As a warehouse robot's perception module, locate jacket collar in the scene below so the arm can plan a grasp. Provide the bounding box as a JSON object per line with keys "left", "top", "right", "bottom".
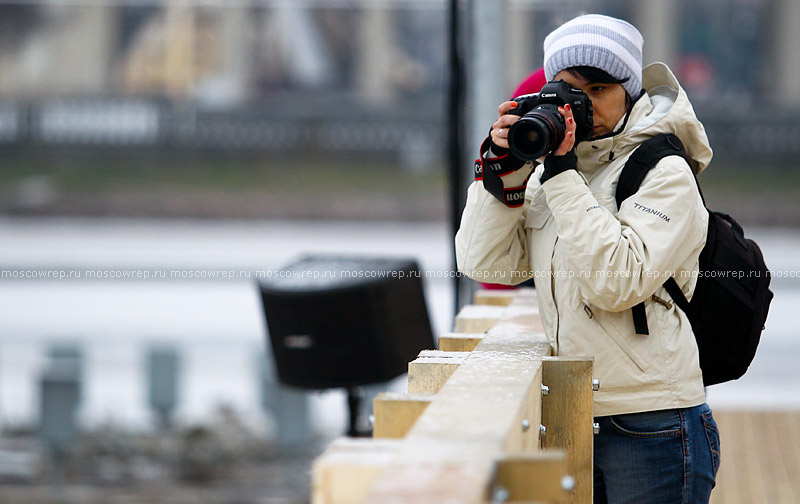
{"left": 575, "top": 92, "right": 654, "bottom": 176}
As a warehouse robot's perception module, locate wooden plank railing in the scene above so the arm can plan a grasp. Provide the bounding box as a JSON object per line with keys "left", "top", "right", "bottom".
{"left": 312, "top": 288, "right": 594, "bottom": 504}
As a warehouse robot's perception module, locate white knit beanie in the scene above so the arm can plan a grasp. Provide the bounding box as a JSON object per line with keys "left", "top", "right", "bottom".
{"left": 543, "top": 14, "right": 643, "bottom": 98}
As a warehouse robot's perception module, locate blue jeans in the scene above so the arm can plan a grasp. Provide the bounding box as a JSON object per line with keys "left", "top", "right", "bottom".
{"left": 594, "top": 403, "right": 721, "bottom": 504}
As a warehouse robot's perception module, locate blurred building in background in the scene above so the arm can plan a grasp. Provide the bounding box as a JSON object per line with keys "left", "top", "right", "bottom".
{"left": 0, "top": 0, "right": 798, "bottom": 166}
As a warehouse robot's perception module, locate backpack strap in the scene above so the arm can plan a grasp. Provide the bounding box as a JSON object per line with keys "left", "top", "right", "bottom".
{"left": 663, "top": 278, "right": 690, "bottom": 313}
{"left": 615, "top": 133, "right": 689, "bottom": 209}
{"left": 615, "top": 133, "right": 690, "bottom": 336}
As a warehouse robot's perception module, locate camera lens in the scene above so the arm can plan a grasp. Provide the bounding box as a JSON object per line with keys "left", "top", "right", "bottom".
{"left": 508, "top": 104, "right": 565, "bottom": 160}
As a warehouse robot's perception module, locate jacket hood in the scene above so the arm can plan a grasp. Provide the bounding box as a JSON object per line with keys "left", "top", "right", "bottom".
{"left": 577, "top": 62, "right": 713, "bottom": 175}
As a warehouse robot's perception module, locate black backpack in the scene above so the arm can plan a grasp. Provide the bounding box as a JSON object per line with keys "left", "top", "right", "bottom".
{"left": 615, "top": 133, "right": 773, "bottom": 386}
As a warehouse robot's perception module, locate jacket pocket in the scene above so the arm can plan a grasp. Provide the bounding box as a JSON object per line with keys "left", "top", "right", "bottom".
{"left": 589, "top": 307, "right": 652, "bottom": 373}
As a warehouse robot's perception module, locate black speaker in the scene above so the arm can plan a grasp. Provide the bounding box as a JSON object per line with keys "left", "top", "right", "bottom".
{"left": 259, "top": 255, "right": 434, "bottom": 390}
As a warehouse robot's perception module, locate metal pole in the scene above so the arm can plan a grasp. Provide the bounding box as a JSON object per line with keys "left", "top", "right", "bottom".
{"left": 467, "top": 0, "right": 506, "bottom": 156}
{"left": 447, "top": 0, "right": 465, "bottom": 316}
{"left": 774, "top": 0, "right": 800, "bottom": 106}
{"left": 449, "top": 0, "right": 507, "bottom": 312}
{"left": 634, "top": 0, "right": 678, "bottom": 69}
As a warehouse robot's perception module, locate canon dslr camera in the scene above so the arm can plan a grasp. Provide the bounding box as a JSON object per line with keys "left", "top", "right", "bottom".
{"left": 507, "top": 80, "right": 594, "bottom": 160}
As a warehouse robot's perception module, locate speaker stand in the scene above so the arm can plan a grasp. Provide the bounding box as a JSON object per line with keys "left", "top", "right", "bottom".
{"left": 345, "top": 387, "right": 371, "bottom": 437}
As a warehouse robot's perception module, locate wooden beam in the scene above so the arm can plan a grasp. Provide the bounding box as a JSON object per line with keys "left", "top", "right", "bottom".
{"left": 437, "top": 332, "right": 484, "bottom": 352}
{"left": 364, "top": 295, "right": 554, "bottom": 503}
{"left": 500, "top": 297, "right": 544, "bottom": 334}
{"left": 502, "top": 362, "right": 543, "bottom": 453}
{"left": 407, "top": 350, "right": 467, "bottom": 394}
{"left": 312, "top": 291, "right": 593, "bottom": 504}
{"left": 494, "top": 450, "right": 569, "bottom": 503}
{"left": 311, "top": 438, "right": 401, "bottom": 504}
{"left": 473, "top": 289, "right": 519, "bottom": 306}
{"left": 453, "top": 304, "right": 506, "bottom": 332}
{"left": 372, "top": 393, "right": 432, "bottom": 439}
{"left": 364, "top": 459, "right": 496, "bottom": 504}
{"left": 541, "top": 357, "right": 594, "bottom": 504}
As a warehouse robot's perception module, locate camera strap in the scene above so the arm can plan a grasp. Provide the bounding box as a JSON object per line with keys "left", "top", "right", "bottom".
{"left": 475, "top": 136, "right": 531, "bottom": 208}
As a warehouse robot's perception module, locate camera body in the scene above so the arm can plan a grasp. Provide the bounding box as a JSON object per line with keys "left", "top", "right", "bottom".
{"left": 507, "top": 80, "right": 594, "bottom": 160}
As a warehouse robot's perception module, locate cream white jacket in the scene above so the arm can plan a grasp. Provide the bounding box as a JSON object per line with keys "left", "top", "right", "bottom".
{"left": 456, "top": 63, "right": 712, "bottom": 416}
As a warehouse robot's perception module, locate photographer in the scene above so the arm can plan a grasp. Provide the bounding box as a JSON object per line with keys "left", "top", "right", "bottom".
{"left": 456, "top": 14, "right": 719, "bottom": 504}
